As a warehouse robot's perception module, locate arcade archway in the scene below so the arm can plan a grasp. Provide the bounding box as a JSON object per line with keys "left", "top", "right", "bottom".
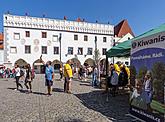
{"left": 52, "top": 60, "right": 62, "bottom": 72}
{"left": 84, "top": 58, "right": 95, "bottom": 66}
{"left": 67, "top": 58, "right": 81, "bottom": 73}
{"left": 14, "top": 59, "right": 28, "bottom": 68}
{"left": 33, "top": 59, "right": 45, "bottom": 74}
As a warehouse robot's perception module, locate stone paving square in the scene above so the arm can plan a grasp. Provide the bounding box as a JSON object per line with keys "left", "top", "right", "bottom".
{"left": 0, "top": 74, "right": 134, "bottom": 122}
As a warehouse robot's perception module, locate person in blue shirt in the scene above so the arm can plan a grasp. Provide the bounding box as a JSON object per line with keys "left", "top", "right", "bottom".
{"left": 45, "top": 61, "right": 54, "bottom": 95}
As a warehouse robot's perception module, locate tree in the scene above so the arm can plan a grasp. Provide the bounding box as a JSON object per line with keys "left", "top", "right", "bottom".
{"left": 151, "top": 62, "right": 165, "bottom": 103}
{"left": 93, "top": 49, "right": 101, "bottom": 85}
{"left": 130, "top": 65, "right": 137, "bottom": 87}
{"left": 93, "top": 49, "right": 101, "bottom": 65}
{"left": 137, "top": 66, "right": 147, "bottom": 79}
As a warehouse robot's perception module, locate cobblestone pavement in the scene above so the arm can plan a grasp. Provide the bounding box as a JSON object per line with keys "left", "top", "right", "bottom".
{"left": 0, "top": 74, "right": 134, "bottom": 122}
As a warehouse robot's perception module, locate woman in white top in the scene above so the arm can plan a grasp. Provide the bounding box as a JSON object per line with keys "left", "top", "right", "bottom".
{"left": 110, "top": 68, "right": 119, "bottom": 97}
{"left": 15, "top": 65, "right": 23, "bottom": 90}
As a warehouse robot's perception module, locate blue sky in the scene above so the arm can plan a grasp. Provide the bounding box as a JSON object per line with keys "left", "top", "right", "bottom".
{"left": 0, "top": 0, "right": 165, "bottom": 36}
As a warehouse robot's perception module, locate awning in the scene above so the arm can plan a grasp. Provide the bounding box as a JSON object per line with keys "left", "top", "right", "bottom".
{"left": 106, "top": 39, "right": 131, "bottom": 57}
{"left": 106, "top": 23, "right": 165, "bottom": 58}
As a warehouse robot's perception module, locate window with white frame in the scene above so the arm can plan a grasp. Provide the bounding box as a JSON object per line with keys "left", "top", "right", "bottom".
{"left": 87, "top": 48, "right": 93, "bottom": 55}
{"left": 42, "top": 32, "right": 47, "bottom": 38}
{"left": 68, "top": 47, "right": 73, "bottom": 55}
{"left": 78, "top": 47, "right": 83, "bottom": 55}
{"left": 14, "top": 33, "right": 20, "bottom": 40}
{"left": 25, "top": 31, "right": 30, "bottom": 37}
{"left": 54, "top": 47, "right": 59, "bottom": 54}
{"left": 84, "top": 35, "right": 88, "bottom": 41}
{"left": 42, "top": 46, "right": 47, "bottom": 54}
{"left": 102, "top": 48, "right": 107, "bottom": 55}
{"left": 52, "top": 35, "right": 58, "bottom": 42}
{"left": 10, "top": 47, "right": 17, "bottom": 53}
{"left": 74, "top": 35, "right": 78, "bottom": 40}
{"left": 103, "top": 37, "right": 107, "bottom": 42}
{"left": 25, "top": 45, "right": 31, "bottom": 54}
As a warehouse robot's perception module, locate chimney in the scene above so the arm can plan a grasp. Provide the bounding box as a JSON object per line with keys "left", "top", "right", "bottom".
{"left": 64, "top": 16, "right": 67, "bottom": 20}
{"left": 25, "top": 13, "right": 28, "bottom": 16}
{"left": 77, "top": 17, "right": 81, "bottom": 22}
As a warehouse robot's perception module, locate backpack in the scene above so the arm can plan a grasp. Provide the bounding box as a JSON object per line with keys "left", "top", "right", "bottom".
{"left": 31, "top": 70, "right": 35, "bottom": 79}
{"left": 20, "top": 70, "right": 24, "bottom": 77}
{"left": 118, "top": 71, "right": 128, "bottom": 86}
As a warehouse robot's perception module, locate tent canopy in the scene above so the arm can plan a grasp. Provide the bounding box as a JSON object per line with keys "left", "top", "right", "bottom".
{"left": 106, "top": 39, "right": 131, "bottom": 57}
{"left": 106, "top": 23, "right": 165, "bottom": 58}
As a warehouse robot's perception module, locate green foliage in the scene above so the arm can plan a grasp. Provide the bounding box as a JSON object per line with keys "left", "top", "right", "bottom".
{"left": 151, "top": 62, "right": 165, "bottom": 103}
{"left": 130, "top": 65, "right": 137, "bottom": 86}
{"left": 93, "top": 49, "right": 101, "bottom": 65}
{"left": 137, "top": 66, "right": 147, "bottom": 79}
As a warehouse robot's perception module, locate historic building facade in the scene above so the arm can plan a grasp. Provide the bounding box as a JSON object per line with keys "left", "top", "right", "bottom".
{"left": 3, "top": 14, "right": 114, "bottom": 73}
{"left": 114, "top": 19, "right": 135, "bottom": 66}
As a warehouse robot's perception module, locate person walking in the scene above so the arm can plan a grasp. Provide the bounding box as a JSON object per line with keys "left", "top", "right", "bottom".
{"left": 45, "top": 61, "right": 54, "bottom": 96}
{"left": 92, "top": 66, "right": 98, "bottom": 87}
{"left": 64, "top": 60, "right": 73, "bottom": 93}
{"left": 110, "top": 65, "right": 119, "bottom": 97}
{"left": 59, "top": 64, "right": 63, "bottom": 80}
{"left": 24, "top": 64, "right": 33, "bottom": 93}
{"left": 40, "top": 55, "right": 54, "bottom": 96}
{"left": 15, "top": 65, "right": 23, "bottom": 91}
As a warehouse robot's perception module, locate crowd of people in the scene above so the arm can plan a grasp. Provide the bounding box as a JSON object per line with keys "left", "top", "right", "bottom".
{"left": 14, "top": 64, "right": 35, "bottom": 93}
{"left": 0, "top": 64, "right": 35, "bottom": 93}
{"left": 1, "top": 58, "right": 131, "bottom": 97}
{"left": 0, "top": 67, "right": 16, "bottom": 78}
{"left": 105, "top": 61, "right": 130, "bottom": 96}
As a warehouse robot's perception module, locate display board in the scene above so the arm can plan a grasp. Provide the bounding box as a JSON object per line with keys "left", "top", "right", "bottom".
{"left": 130, "top": 32, "right": 165, "bottom": 122}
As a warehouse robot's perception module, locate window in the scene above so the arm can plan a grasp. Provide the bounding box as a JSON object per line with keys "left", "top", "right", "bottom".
{"left": 52, "top": 35, "right": 58, "bottom": 42}
{"left": 128, "top": 37, "right": 130, "bottom": 40}
{"left": 42, "top": 32, "right": 47, "bottom": 38}
{"left": 68, "top": 47, "right": 73, "bottom": 54}
{"left": 74, "top": 35, "right": 78, "bottom": 40}
{"left": 84, "top": 35, "right": 88, "bottom": 41}
{"left": 25, "top": 45, "right": 31, "bottom": 54}
{"left": 10, "top": 47, "right": 17, "bottom": 53}
{"left": 54, "top": 47, "right": 59, "bottom": 54}
{"left": 102, "top": 48, "right": 107, "bottom": 55}
{"left": 42, "top": 46, "right": 47, "bottom": 54}
{"left": 103, "top": 37, "right": 107, "bottom": 42}
{"left": 78, "top": 47, "right": 83, "bottom": 55}
{"left": 25, "top": 31, "right": 30, "bottom": 37}
{"left": 87, "top": 48, "right": 93, "bottom": 55}
{"left": 14, "top": 33, "right": 20, "bottom": 40}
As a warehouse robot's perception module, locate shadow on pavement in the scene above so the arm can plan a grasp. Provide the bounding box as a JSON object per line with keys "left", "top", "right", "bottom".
{"left": 32, "top": 91, "right": 47, "bottom": 95}
{"left": 79, "top": 83, "right": 91, "bottom": 86}
{"left": 7, "top": 87, "right": 16, "bottom": 90}
{"left": 7, "top": 87, "right": 47, "bottom": 95}
{"left": 7, "top": 87, "right": 28, "bottom": 93}
{"left": 55, "top": 117, "right": 84, "bottom": 122}
{"left": 52, "top": 88, "right": 64, "bottom": 92}
{"left": 74, "top": 90, "right": 132, "bottom": 122}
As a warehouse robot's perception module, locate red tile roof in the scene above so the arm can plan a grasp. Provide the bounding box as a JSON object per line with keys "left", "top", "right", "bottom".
{"left": 0, "top": 33, "right": 4, "bottom": 49}
{"left": 114, "top": 19, "right": 135, "bottom": 37}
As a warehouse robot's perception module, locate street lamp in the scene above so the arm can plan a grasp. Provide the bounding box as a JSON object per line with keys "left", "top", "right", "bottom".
{"left": 112, "top": 38, "right": 115, "bottom": 64}
{"left": 95, "top": 36, "right": 97, "bottom": 50}
{"left": 94, "top": 36, "right": 97, "bottom": 65}
{"left": 59, "top": 33, "right": 62, "bottom": 62}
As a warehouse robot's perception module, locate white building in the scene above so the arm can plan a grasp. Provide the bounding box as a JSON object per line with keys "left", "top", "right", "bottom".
{"left": 0, "top": 33, "right": 4, "bottom": 66}
{"left": 3, "top": 14, "right": 114, "bottom": 73}
{"left": 113, "top": 19, "right": 135, "bottom": 66}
